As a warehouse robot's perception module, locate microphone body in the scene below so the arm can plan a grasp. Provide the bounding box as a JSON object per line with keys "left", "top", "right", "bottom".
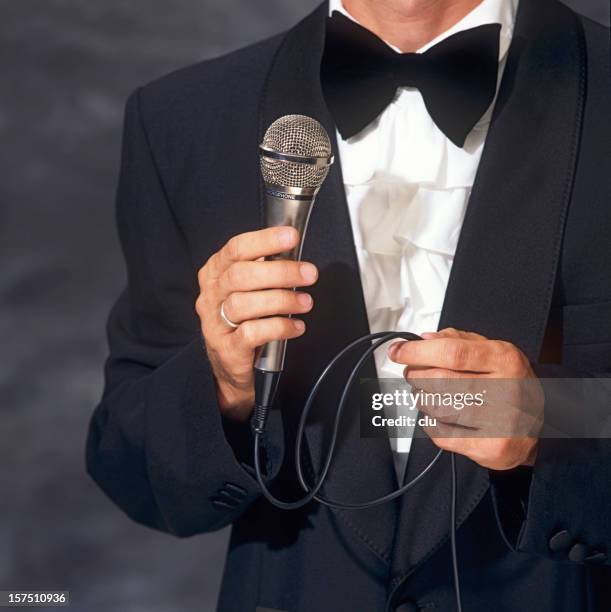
{"left": 252, "top": 114, "right": 333, "bottom": 415}
{"left": 254, "top": 185, "right": 318, "bottom": 373}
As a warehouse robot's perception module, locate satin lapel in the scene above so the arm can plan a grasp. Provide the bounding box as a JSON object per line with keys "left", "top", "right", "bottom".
{"left": 391, "top": 0, "right": 586, "bottom": 580}
{"left": 259, "top": 3, "right": 399, "bottom": 567}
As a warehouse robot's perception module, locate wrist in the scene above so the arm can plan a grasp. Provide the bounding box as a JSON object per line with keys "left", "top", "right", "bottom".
{"left": 215, "top": 378, "right": 254, "bottom": 422}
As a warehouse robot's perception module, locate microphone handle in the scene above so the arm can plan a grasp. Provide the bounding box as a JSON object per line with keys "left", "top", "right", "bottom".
{"left": 254, "top": 188, "right": 316, "bottom": 374}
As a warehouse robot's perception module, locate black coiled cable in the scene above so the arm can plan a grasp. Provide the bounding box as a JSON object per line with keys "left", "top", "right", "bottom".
{"left": 252, "top": 331, "right": 463, "bottom": 612}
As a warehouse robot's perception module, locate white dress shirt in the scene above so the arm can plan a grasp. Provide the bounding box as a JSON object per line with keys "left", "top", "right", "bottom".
{"left": 328, "top": 0, "right": 519, "bottom": 480}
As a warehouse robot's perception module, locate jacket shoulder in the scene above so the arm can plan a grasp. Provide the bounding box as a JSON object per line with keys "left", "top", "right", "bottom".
{"left": 134, "top": 33, "right": 286, "bottom": 126}
{"left": 542, "top": 0, "right": 609, "bottom": 56}
{"left": 549, "top": 0, "right": 609, "bottom": 58}
{"left": 579, "top": 14, "right": 610, "bottom": 66}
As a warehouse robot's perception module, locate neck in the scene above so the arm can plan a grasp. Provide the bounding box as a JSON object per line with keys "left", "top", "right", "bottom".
{"left": 342, "top": 0, "right": 484, "bottom": 52}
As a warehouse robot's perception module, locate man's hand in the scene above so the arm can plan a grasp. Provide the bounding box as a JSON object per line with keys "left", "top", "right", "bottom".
{"left": 196, "top": 227, "right": 317, "bottom": 421}
{"left": 389, "top": 328, "right": 542, "bottom": 470}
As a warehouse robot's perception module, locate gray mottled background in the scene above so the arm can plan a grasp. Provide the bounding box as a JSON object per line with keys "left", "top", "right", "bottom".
{"left": 0, "top": 1, "right": 608, "bottom": 611}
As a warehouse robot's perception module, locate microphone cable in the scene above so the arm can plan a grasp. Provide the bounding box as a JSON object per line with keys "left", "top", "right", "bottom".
{"left": 251, "top": 331, "right": 464, "bottom": 612}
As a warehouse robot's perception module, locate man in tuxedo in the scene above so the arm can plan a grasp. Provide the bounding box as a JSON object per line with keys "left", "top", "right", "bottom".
{"left": 87, "top": 0, "right": 611, "bottom": 610}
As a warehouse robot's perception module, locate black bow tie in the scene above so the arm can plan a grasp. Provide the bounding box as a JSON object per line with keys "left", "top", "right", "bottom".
{"left": 321, "top": 12, "right": 501, "bottom": 147}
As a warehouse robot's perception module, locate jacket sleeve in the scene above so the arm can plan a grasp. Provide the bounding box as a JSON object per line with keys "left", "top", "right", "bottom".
{"left": 86, "top": 88, "right": 281, "bottom": 537}
{"left": 491, "top": 363, "right": 611, "bottom": 567}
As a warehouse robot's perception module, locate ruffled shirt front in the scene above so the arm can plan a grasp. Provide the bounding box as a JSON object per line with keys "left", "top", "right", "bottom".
{"left": 328, "top": 0, "right": 518, "bottom": 474}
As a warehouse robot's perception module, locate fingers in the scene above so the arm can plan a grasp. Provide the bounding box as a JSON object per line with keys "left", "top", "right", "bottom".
{"left": 408, "top": 328, "right": 490, "bottom": 371}
{"left": 211, "top": 227, "right": 300, "bottom": 276}
{"left": 422, "top": 328, "right": 487, "bottom": 341}
{"left": 404, "top": 367, "right": 470, "bottom": 380}
{"left": 196, "top": 227, "right": 312, "bottom": 416}
{"left": 405, "top": 329, "right": 540, "bottom": 469}
{"left": 223, "top": 289, "right": 313, "bottom": 324}
{"left": 229, "top": 316, "right": 306, "bottom": 352}
{"left": 219, "top": 260, "right": 318, "bottom": 296}
{"left": 422, "top": 433, "right": 538, "bottom": 470}
{"left": 389, "top": 337, "right": 498, "bottom": 373}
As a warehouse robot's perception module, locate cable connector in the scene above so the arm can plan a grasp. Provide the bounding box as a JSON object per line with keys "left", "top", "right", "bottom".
{"left": 252, "top": 368, "right": 282, "bottom": 435}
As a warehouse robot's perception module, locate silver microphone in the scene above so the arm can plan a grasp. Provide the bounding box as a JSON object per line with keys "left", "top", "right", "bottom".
{"left": 254, "top": 114, "right": 333, "bottom": 395}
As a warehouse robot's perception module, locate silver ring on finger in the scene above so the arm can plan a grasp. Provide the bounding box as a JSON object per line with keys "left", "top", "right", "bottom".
{"left": 220, "top": 300, "right": 240, "bottom": 329}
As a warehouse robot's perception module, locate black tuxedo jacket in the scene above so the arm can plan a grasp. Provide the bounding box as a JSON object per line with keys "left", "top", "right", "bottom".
{"left": 87, "top": 1, "right": 611, "bottom": 610}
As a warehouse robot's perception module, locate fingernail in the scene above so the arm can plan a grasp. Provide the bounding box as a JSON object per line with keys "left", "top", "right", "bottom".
{"left": 421, "top": 332, "right": 439, "bottom": 339}
{"left": 388, "top": 342, "right": 404, "bottom": 359}
{"left": 299, "top": 263, "right": 318, "bottom": 283}
{"left": 293, "top": 319, "right": 305, "bottom": 333}
{"left": 297, "top": 293, "right": 312, "bottom": 307}
{"left": 279, "top": 228, "right": 297, "bottom": 248}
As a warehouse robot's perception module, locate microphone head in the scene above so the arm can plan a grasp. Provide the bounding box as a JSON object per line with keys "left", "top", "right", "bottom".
{"left": 260, "top": 114, "right": 333, "bottom": 190}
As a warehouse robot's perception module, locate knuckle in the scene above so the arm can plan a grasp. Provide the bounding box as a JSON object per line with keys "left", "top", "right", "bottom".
{"left": 281, "top": 262, "right": 297, "bottom": 284}
{"left": 226, "top": 263, "right": 242, "bottom": 288}
{"left": 197, "top": 264, "right": 208, "bottom": 287}
{"left": 499, "top": 343, "right": 526, "bottom": 374}
{"left": 195, "top": 294, "right": 206, "bottom": 316}
{"left": 238, "top": 321, "right": 258, "bottom": 347}
{"left": 267, "top": 317, "right": 284, "bottom": 337}
{"left": 225, "top": 292, "right": 241, "bottom": 315}
{"left": 281, "top": 291, "right": 295, "bottom": 311}
{"left": 447, "top": 341, "right": 468, "bottom": 370}
{"left": 495, "top": 340, "right": 516, "bottom": 355}
{"left": 226, "top": 236, "right": 241, "bottom": 261}
{"left": 270, "top": 317, "right": 293, "bottom": 339}
{"left": 490, "top": 340, "right": 507, "bottom": 354}
{"left": 282, "top": 317, "right": 298, "bottom": 336}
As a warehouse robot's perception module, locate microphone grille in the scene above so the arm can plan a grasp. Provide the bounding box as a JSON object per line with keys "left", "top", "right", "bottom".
{"left": 260, "top": 114, "right": 332, "bottom": 189}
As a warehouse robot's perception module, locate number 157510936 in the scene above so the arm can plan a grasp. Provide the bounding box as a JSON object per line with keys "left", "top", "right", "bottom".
{"left": 0, "top": 591, "right": 69, "bottom": 607}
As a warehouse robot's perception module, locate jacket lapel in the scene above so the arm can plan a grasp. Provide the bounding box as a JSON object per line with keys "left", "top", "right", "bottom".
{"left": 259, "top": 2, "right": 399, "bottom": 568}
{"left": 391, "top": 0, "right": 586, "bottom": 581}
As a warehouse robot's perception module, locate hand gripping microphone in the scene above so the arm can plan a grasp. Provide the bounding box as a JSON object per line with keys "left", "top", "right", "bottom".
{"left": 253, "top": 115, "right": 334, "bottom": 424}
